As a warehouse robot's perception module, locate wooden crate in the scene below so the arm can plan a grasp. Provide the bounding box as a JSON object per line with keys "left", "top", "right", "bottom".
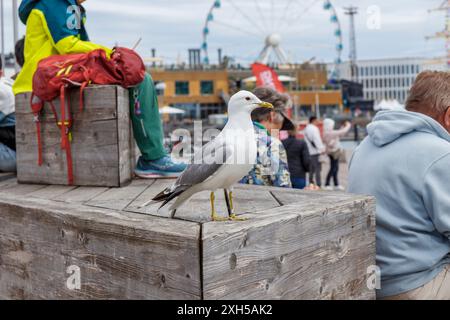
{"left": 0, "top": 176, "right": 376, "bottom": 300}
{"left": 15, "top": 86, "right": 133, "bottom": 187}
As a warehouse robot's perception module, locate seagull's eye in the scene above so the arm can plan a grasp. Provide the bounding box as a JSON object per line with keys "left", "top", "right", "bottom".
{"left": 245, "top": 97, "right": 251, "bottom": 101}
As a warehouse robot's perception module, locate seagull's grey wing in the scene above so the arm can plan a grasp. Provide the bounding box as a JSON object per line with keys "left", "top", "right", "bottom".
{"left": 152, "top": 141, "right": 232, "bottom": 207}
{"left": 177, "top": 139, "right": 231, "bottom": 187}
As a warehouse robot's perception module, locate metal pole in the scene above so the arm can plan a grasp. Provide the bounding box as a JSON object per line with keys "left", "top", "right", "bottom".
{"left": 218, "top": 48, "right": 222, "bottom": 65}
{"left": 315, "top": 93, "right": 321, "bottom": 119}
{"left": 196, "top": 102, "right": 201, "bottom": 120}
{"left": 344, "top": 6, "right": 359, "bottom": 82}
{"left": 1, "top": 0, "right": 5, "bottom": 72}
{"left": 151, "top": 48, "right": 156, "bottom": 68}
{"left": 13, "top": 0, "right": 19, "bottom": 72}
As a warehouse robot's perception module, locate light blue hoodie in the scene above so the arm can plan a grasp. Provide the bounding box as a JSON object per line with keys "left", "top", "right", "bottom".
{"left": 348, "top": 110, "right": 450, "bottom": 298}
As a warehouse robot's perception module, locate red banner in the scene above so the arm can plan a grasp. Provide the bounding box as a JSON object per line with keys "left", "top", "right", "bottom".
{"left": 251, "top": 63, "right": 285, "bottom": 93}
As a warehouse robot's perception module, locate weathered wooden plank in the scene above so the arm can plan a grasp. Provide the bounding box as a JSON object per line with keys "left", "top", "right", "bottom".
{"left": 270, "top": 189, "right": 359, "bottom": 206}
{"left": 0, "top": 173, "right": 15, "bottom": 183}
{"left": 15, "top": 86, "right": 120, "bottom": 121}
{"left": 117, "top": 87, "right": 133, "bottom": 186}
{"left": 124, "top": 180, "right": 232, "bottom": 222}
{"left": 202, "top": 197, "right": 376, "bottom": 300}
{"left": 28, "top": 185, "right": 78, "bottom": 201}
{"left": 15, "top": 86, "right": 132, "bottom": 187}
{"left": 126, "top": 182, "right": 282, "bottom": 223}
{"left": 124, "top": 179, "right": 176, "bottom": 218}
{"left": 53, "top": 187, "right": 109, "bottom": 204}
{"left": 1, "top": 180, "right": 48, "bottom": 196}
{"left": 85, "top": 179, "right": 153, "bottom": 211}
{"left": 0, "top": 178, "right": 18, "bottom": 190}
{"left": 16, "top": 117, "right": 120, "bottom": 186}
{"left": 0, "top": 193, "right": 201, "bottom": 300}
{"left": 174, "top": 188, "right": 281, "bottom": 223}
{"left": 236, "top": 183, "right": 357, "bottom": 206}
{"left": 16, "top": 117, "right": 120, "bottom": 149}
{"left": 0, "top": 174, "right": 17, "bottom": 189}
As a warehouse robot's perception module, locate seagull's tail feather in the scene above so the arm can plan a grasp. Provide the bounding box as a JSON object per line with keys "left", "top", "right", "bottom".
{"left": 153, "top": 186, "right": 189, "bottom": 210}
{"left": 152, "top": 188, "right": 173, "bottom": 202}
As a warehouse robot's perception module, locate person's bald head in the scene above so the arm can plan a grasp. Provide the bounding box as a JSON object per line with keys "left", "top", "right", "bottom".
{"left": 406, "top": 71, "right": 450, "bottom": 133}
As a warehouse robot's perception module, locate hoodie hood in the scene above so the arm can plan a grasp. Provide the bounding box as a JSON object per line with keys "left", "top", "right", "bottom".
{"left": 19, "top": 0, "right": 39, "bottom": 24}
{"left": 323, "top": 118, "right": 335, "bottom": 132}
{"left": 19, "top": 0, "right": 78, "bottom": 24}
{"left": 367, "top": 110, "right": 450, "bottom": 147}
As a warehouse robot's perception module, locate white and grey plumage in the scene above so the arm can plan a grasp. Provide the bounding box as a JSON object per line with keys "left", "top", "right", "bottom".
{"left": 150, "top": 91, "right": 273, "bottom": 221}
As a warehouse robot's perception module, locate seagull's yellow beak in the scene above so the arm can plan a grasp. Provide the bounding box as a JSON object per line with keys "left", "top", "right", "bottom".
{"left": 257, "top": 102, "right": 274, "bottom": 109}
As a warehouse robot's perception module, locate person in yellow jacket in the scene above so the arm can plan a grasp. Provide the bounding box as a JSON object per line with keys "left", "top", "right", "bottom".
{"left": 15, "top": 0, "right": 187, "bottom": 177}
{"left": 14, "top": 0, "right": 111, "bottom": 95}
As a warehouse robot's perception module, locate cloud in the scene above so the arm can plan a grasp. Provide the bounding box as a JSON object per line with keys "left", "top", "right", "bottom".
{"left": 84, "top": 0, "right": 200, "bottom": 22}
{"left": 0, "top": 0, "right": 445, "bottom": 65}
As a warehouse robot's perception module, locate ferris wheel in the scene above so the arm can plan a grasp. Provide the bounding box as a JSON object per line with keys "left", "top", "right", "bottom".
{"left": 201, "top": 0, "right": 343, "bottom": 79}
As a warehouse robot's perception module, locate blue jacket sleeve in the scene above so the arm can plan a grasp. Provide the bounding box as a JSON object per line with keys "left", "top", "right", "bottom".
{"left": 422, "top": 153, "right": 450, "bottom": 239}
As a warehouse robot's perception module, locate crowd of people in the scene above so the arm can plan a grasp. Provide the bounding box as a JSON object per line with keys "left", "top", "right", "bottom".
{"left": 239, "top": 86, "right": 352, "bottom": 191}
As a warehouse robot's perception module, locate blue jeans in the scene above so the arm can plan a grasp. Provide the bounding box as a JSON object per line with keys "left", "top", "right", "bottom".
{"left": 291, "top": 177, "right": 307, "bottom": 190}
{"left": 326, "top": 155, "right": 339, "bottom": 186}
{"left": 0, "top": 143, "right": 16, "bottom": 172}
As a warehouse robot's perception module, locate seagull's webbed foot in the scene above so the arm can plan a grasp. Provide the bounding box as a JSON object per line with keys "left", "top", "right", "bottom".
{"left": 228, "top": 214, "right": 248, "bottom": 222}
{"left": 211, "top": 213, "right": 229, "bottom": 222}
{"left": 224, "top": 189, "right": 248, "bottom": 222}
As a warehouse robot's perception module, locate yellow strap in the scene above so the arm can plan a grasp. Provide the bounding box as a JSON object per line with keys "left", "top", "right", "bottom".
{"left": 56, "top": 67, "right": 66, "bottom": 77}
{"left": 65, "top": 65, "right": 73, "bottom": 75}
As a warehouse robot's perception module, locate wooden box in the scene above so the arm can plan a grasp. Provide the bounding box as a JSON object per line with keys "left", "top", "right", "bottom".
{"left": 15, "top": 86, "right": 133, "bottom": 187}
{"left": 0, "top": 177, "right": 376, "bottom": 300}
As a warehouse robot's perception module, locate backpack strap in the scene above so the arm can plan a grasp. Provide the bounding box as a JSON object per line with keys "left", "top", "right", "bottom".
{"left": 79, "top": 81, "right": 88, "bottom": 112}
{"left": 58, "top": 86, "right": 74, "bottom": 185}
{"left": 62, "top": 78, "right": 89, "bottom": 113}
{"left": 30, "top": 94, "right": 45, "bottom": 166}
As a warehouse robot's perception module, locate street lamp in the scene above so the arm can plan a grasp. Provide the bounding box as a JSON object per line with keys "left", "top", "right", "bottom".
{"left": 13, "top": 0, "right": 19, "bottom": 72}
{"left": 1, "top": 0, "right": 5, "bottom": 71}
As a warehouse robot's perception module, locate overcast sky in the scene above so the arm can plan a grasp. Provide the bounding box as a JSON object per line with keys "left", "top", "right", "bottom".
{"left": 0, "top": 0, "right": 446, "bottom": 65}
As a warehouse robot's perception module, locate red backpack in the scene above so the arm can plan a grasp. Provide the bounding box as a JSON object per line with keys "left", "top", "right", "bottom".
{"left": 31, "top": 47, "right": 145, "bottom": 185}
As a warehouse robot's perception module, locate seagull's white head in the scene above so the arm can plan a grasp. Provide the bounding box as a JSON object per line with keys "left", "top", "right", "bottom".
{"left": 228, "top": 90, "right": 273, "bottom": 115}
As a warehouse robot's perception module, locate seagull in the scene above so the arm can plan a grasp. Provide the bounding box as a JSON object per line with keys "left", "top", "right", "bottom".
{"left": 148, "top": 91, "right": 273, "bottom": 221}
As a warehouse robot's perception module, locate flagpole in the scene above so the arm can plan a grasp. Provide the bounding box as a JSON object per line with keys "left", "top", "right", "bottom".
{"left": 0, "top": 0, "right": 5, "bottom": 72}
{"left": 12, "top": 0, "right": 19, "bottom": 71}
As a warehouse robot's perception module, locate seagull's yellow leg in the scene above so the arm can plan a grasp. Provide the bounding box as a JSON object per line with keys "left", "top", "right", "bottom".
{"left": 210, "top": 192, "right": 227, "bottom": 222}
{"left": 228, "top": 190, "right": 248, "bottom": 221}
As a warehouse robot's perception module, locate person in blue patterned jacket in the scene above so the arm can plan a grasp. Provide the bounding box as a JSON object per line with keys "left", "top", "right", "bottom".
{"left": 240, "top": 87, "right": 292, "bottom": 188}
